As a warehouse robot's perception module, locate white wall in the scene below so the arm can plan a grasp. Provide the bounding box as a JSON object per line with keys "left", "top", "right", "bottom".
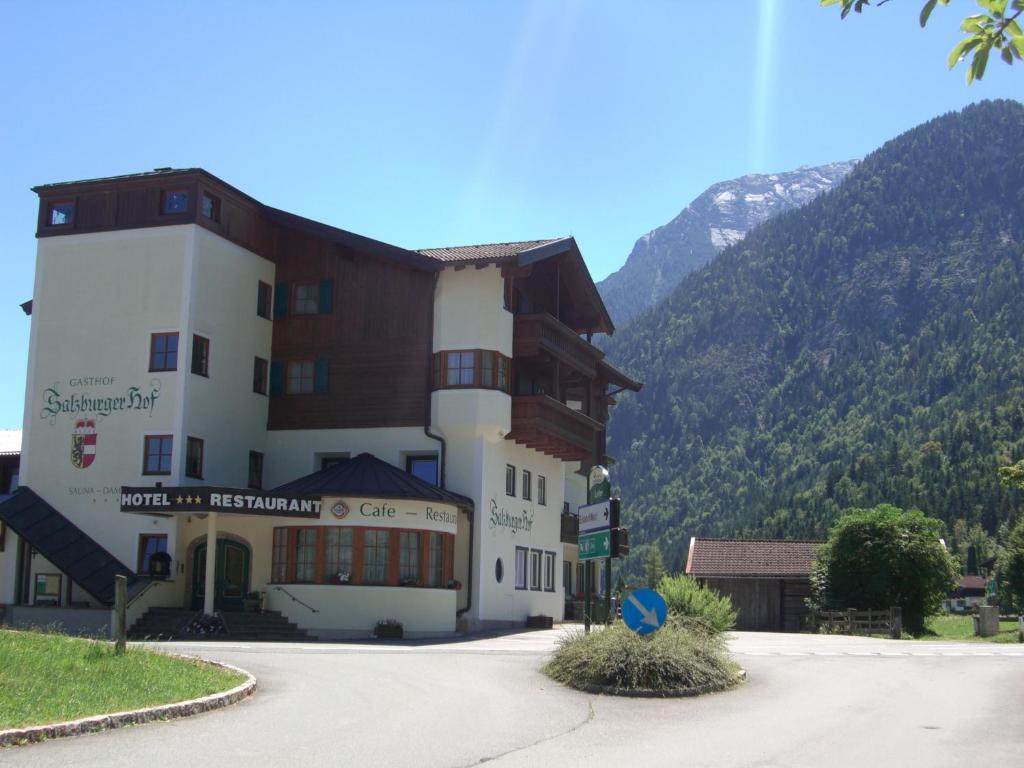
{"left": 433, "top": 265, "right": 511, "bottom": 355}
{"left": 18, "top": 224, "right": 274, "bottom": 579}
{"left": 264, "top": 427, "right": 439, "bottom": 488}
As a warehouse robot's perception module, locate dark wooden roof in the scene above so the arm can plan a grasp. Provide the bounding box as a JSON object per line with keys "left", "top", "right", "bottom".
{"left": 685, "top": 537, "right": 824, "bottom": 578}
{"left": 273, "top": 452, "right": 473, "bottom": 511}
{"left": 0, "top": 488, "right": 137, "bottom": 605}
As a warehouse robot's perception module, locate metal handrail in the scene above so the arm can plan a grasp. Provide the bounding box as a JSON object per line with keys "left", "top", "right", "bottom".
{"left": 272, "top": 586, "right": 320, "bottom": 613}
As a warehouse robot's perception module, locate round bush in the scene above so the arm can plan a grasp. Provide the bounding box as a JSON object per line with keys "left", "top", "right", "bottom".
{"left": 543, "top": 620, "right": 740, "bottom": 694}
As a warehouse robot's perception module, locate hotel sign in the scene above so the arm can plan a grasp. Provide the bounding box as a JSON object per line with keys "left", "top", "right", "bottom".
{"left": 121, "top": 487, "right": 321, "bottom": 518}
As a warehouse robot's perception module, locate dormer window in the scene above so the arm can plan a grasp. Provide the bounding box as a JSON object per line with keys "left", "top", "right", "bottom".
{"left": 162, "top": 190, "right": 189, "bottom": 215}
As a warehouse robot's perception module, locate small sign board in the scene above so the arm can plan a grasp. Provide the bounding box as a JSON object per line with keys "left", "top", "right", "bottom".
{"left": 578, "top": 500, "right": 612, "bottom": 534}
{"left": 579, "top": 529, "right": 611, "bottom": 560}
{"left": 622, "top": 588, "right": 667, "bottom": 636}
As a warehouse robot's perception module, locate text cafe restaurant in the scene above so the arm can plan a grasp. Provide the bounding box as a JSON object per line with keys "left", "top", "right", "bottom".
{"left": 0, "top": 168, "right": 640, "bottom": 639}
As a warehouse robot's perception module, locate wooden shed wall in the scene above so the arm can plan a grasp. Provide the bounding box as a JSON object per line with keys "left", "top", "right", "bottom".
{"left": 703, "top": 577, "right": 812, "bottom": 632}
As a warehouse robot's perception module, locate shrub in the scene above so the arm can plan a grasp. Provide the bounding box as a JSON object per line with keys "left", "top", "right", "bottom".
{"left": 1000, "top": 519, "right": 1024, "bottom": 612}
{"left": 657, "top": 574, "right": 737, "bottom": 633}
{"left": 543, "top": 620, "right": 739, "bottom": 693}
{"left": 814, "top": 504, "right": 958, "bottom": 636}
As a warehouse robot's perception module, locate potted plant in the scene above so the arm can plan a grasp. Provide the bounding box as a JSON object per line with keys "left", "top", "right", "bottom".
{"left": 332, "top": 571, "right": 351, "bottom": 585}
{"left": 374, "top": 618, "right": 404, "bottom": 639}
{"left": 447, "top": 579, "right": 462, "bottom": 591}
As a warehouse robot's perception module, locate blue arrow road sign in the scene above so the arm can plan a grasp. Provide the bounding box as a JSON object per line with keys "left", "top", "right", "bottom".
{"left": 621, "top": 588, "right": 667, "bottom": 636}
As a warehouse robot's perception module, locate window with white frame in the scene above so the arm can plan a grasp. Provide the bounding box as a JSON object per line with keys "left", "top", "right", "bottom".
{"left": 529, "top": 549, "right": 542, "bottom": 591}
{"left": 505, "top": 464, "right": 516, "bottom": 496}
{"left": 514, "top": 546, "right": 527, "bottom": 590}
{"left": 538, "top": 475, "right": 546, "bottom": 505}
{"left": 543, "top": 551, "right": 556, "bottom": 592}
{"left": 522, "top": 469, "right": 531, "bottom": 501}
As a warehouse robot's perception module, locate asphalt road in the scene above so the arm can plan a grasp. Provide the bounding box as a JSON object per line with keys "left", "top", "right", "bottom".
{"left": 4, "top": 630, "right": 1022, "bottom": 767}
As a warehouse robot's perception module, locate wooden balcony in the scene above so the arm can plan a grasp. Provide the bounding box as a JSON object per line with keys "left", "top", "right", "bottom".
{"left": 560, "top": 513, "right": 579, "bottom": 544}
{"left": 507, "top": 395, "right": 603, "bottom": 462}
{"left": 513, "top": 313, "right": 601, "bottom": 378}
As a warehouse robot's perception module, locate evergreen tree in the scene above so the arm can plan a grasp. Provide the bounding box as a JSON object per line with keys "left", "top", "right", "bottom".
{"left": 645, "top": 545, "right": 666, "bottom": 589}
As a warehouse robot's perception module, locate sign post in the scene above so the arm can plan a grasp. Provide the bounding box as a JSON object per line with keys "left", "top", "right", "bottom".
{"left": 584, "top": 466, "right": 610, "bottom": 633}
{"left": 621, "top": 588, "right": 667, "bottom": 636}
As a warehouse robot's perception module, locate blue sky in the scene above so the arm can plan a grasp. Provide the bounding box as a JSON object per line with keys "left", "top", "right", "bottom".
{"left": 0, "top": 1, "right": 1020, "bottom": 428}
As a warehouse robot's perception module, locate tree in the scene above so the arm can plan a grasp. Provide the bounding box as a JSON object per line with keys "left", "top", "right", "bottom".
{"left": 645, "top": 544, "right": 667, "bottom": 589}
{"left": 813, "top": 504, "right": 959, "bottom": 635}
{"left": 998, "top": 458, "right": 1024, "bottom": 488}
{"left": 822, "top": 0, "right": 1024, "bottom": 83}
{"left": 999, "top": 519, "right": 1024, "bottom": 610}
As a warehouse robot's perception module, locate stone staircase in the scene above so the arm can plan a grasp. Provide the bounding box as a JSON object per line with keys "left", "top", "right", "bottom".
{"left": 128, "top": 607, "right": 312, "bottom": 642}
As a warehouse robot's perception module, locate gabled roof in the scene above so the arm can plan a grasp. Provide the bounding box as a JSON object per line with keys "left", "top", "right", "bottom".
{"left": 419, "top": 237, "right": 615, "bottom": 335}
{"left": 417, "top": 239, "right": 562, "bottom": 265}
{"left": 685, "top": 537, "right": 824, "bottom": 578}
{"left": 273, "top": 452, "right": 474, "bottom": 511}
{"left": 0, "top": 488, "right": 136, "bottom": 605}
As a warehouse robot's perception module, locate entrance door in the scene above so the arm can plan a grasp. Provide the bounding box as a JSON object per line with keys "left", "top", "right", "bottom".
{"left": 192, "top": 539, "right": 250, "bottom": 611}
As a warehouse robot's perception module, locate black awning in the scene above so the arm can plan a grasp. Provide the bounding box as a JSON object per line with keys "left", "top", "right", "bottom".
{"left": 0, "top": 487, "right": 136, "bottom": 605}
{"left": 273, "top": 453, "right": 474, "bottom": 511}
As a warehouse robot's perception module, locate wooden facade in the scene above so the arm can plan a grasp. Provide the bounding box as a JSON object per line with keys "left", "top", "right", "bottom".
{"left": 33, "top": 169, "right": 638, "bottom": 442}
{"left": 33, "top": 169, "right": 436, "bottom": 432}
{"left": 700, "top": 577, "right": 813, "bottom": 632}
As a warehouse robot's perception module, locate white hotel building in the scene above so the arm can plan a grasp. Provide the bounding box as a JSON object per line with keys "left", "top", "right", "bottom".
{"left": 0, "top": 169, "right": 638, "bottom": 638}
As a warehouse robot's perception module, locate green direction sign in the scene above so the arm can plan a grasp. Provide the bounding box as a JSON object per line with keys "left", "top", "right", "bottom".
{"left": 579, "top": 529, "right": 611, "bottom": 561}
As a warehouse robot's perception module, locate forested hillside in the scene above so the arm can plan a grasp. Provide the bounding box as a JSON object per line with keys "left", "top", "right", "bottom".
{"left": 604, "top": 100, "right": 1024, "bottom": 577}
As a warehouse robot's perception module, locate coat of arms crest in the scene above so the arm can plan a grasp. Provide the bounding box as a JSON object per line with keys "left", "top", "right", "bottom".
{"left": 71, "top": 419, "right": 97, "bottom": 468}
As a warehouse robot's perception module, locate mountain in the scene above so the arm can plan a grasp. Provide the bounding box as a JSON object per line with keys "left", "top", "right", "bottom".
{"left": 603, "top": 100, "right": 1024, "bottom": 578}
{"left": 598, "top": 161, "right": 856, "bottom": 326}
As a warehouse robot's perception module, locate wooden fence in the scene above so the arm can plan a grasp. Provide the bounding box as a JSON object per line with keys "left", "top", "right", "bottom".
{"left": 813, "top": 607, "right": 903, "bottom": 638}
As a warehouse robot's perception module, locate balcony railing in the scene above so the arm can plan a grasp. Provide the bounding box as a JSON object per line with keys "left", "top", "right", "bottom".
{"left": 507, "top": 395, "right": 604, "bottom": 462}
{"left": 560, "top": 513, "right": 579, "bottom": 544}
{"left": 513, "top": 313, "right": 601, "bottom": 378}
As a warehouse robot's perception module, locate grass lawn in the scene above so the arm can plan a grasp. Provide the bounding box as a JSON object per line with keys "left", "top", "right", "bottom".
{"left": 0, "top": 630, "right": 246, "bottom": 730}
{"left": 922, "top": 615, "right": 1021, "bottom": 644}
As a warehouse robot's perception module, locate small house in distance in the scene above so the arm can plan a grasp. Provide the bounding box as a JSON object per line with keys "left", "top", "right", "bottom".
{"left": 685, "top": 537, "right": 823, "bottom": 632}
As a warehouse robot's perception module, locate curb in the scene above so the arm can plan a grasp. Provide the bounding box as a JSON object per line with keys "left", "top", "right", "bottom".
{"left": 574, "top": 668, "right": 747, "bottom": 698}
{"left": 0, "top": 657, "right": 256, "bottom": 748}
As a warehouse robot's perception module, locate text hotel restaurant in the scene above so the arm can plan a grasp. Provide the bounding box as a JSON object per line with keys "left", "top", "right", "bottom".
{"left": 0, "top": 169, "right": 639, "bottom": 638}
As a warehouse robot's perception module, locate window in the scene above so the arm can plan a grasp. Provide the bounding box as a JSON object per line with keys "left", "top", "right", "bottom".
{"left": 514, "top": 546, "right": 527, "bottom": 590}
{"left": 285, "top": 359, "right": 328, "bottom": 394}
{"left": 399, "top": 531, "right": 420, "bottom": 584}
{"left": 149, "top": 332, "right": 179, "bottom": 372}
{"left": 272, "top": 528, "right": 288, "bottom": 582}
{"left": 427, "top": 533, "right": 444, "bottom": 587}
{"left": 34, "top": 574, "right": 62, "bottom": 602}
{"left": 143, "top": 435, "right": 173, "bottom": 475}
{"left": 293, "top": 283, "right": 319, "bottom": 315}
{"left": 505, "top": 464, "right": 516, "bottom": 497}
{"left": 543, "top": 551, "right": 556, "bottom": 592}
{"left": 406, "top": 455, "right": 438, "bottom": 485}
{"left": 294, "top": 528, "right": 317, "bottom": 582}
{"left": 191, "top": 334, "right": 209, "bottom": 377}
{"left": 287, "top": 360, "right": 314, "bottom": 394}
{"left": 432, "top": 350, "right": 511, "bottom": 393}
{"left": 320, "top": 455, "right": 348, "bottom": 470}
{"left": 522, "top": 470, "right": 532, "bottom": 501}
{"left": 47, "top": 201, "right": 74, "bottom": 227}
{"left": 530, "top": 549, "right": 542, "bottom": 591}
{"left": 325, "top": 528, "right": 353, "bottom": 582}
{"left": 201, "top": 193, "right": 220, "bottom": 222}
{"left": 563, "top": 560, "right": 572, "bottom": 596}
{"left": 253, "top": 357, "right": 268, "bottom": 394}
{"left": 363, "top": 530, "right": 390, "bottom": 582}
{"left": 257, "top": 281, "right": 272, "bottom": 319}
{"left": 270, "top": 526, "right": 454, "bottom": 587}
{"left": 185, "top": 437, "right": 204, "bottom": 479}
{"left": 162, "top": 189, "right": 189, "bottom": 214}
{"left": 538, "top": 475, "right": 547, "bottom": 506}
{"left": 248, "top": 451, "right": 264, "bottom": 489}
{"left": 138, "top": 534, "right": 168, "bottom": 573}
{"left": 445, "top": 351, "right": 475, "bottom": 386}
